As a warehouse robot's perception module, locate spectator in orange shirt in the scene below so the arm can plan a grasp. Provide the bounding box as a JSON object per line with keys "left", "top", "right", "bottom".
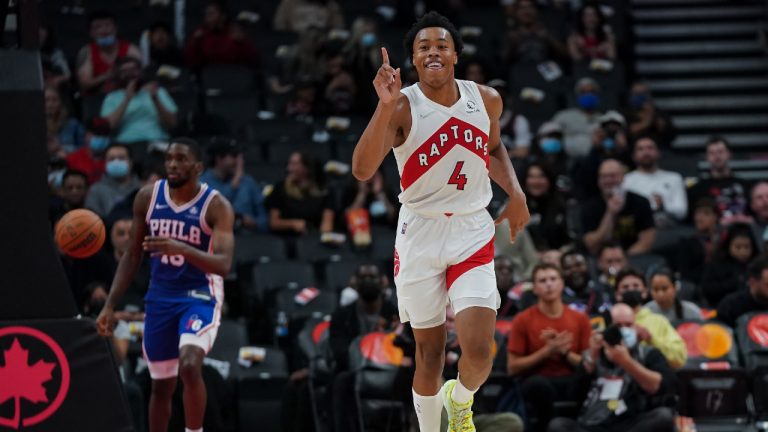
{"left": 507, "top": 263, "right": 592, "bottom": 432}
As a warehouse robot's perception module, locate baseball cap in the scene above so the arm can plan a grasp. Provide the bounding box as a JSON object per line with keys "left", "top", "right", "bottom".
{"left": 598, "top": 110, "right": 626, "bottom": 127}
{"left": 537, "top": 121, "right": 563, "bottom": 136}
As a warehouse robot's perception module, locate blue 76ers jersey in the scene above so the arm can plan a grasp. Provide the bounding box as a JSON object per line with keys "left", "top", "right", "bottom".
{"left": 145, "top": 180, "right": 220, "bottom": 301}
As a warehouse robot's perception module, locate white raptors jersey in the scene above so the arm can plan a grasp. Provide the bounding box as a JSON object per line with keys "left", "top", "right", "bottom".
{"left": 393, "top": 79, "right": 492, "bottom": 216}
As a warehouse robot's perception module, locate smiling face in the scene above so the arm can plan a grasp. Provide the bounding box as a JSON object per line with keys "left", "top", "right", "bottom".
{"left": 412, "top": 27, "right": 458, "bottom": 88}
{"left": 525, "top": 165, "right": 550, "bottom": 198}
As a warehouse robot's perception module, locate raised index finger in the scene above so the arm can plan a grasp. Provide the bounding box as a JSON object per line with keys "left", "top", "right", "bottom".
{"left": 381, "top": 47, "right": 390, "bottom": 66}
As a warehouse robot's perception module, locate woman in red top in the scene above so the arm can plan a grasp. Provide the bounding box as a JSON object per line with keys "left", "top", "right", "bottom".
{"left": 567, "top": 4, "right": 616, "bottom": 62}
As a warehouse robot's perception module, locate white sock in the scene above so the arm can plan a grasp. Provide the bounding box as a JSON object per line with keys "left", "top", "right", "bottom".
{"left": 185, "top": 428, "right": 202, "bottom": 432}
{"left": 413, "top": 389, "right": 443, "bottom": 432}
{"left": 451, "top": 375, "right": 476, "bottom": 405}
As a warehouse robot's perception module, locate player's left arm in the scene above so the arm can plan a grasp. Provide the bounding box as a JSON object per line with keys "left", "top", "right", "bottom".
{"left": 143, "top": 194, "right": 235, "bottom": 276}
{"left": 479, "top": 84, "right": 530, "bottom": 242}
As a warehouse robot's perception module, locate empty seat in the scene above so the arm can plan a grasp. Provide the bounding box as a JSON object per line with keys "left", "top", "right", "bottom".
{"left": 201, "top": 64, "right": 258, "bottom": 95}
{"left": 237, "top": 347, "right": 289, "bottom": 432}
{"left": 252, "top": 260, "right": 316, "bottom": 301}
{"left": 234, "top": 233, "right": 287, "bottom": 265}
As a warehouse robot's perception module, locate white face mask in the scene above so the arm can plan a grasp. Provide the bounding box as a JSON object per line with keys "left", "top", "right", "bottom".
{"left": 369, "top": 200, "right": 387, "bottom": 217}
{"left": 620, "top": 326, "right": 638, "bottom": 349}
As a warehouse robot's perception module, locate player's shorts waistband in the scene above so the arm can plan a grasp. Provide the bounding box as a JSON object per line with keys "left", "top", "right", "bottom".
{"left": 401, "top": 204, "right": 488, "bottom": 220}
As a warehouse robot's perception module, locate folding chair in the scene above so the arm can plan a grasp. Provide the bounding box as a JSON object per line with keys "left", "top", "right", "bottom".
{"left": 237, "top": 347, "right": 289, "bottom": 432}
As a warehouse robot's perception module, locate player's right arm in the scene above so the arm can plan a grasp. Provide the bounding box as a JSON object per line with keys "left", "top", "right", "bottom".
{"left": 352, "top": 47, "right": 406, "bottom": 181}
{"left": 96, "top": 185, "right": 152, "bottom": 337}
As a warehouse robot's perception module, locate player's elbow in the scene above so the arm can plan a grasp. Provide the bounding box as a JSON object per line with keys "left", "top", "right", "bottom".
{"left": 352, "top": 163, "right": 374, "bottom": 182}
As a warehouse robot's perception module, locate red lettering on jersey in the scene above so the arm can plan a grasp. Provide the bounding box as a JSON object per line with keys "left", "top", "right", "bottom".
{"left": 401, "top": 117, "right": 489, "bottom": 191}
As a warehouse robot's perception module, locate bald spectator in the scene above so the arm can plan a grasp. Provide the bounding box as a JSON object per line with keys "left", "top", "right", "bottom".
{"left": 581, "top": 159, "right": 656, "bottom": 255}
{"left": 76, "top": 10, "right": 141, "bottom": 94}
{"left": 688, "top": 137, "right": 751, "bottom": 225}
{"left": 552, "top": 78, "right": 604, "bottom": 158}
{"left": 623, "top": 136, "right": 687, "bottom": 226}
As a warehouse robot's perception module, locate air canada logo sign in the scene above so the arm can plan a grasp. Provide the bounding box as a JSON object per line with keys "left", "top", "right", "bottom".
{"left": 0, "top": 326, "right": 70, "bottom": 430}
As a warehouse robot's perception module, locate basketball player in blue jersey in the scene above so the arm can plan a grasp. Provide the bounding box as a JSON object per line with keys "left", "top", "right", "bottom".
{"left": 97, "top": 138, "right": 235, "bottom": 432}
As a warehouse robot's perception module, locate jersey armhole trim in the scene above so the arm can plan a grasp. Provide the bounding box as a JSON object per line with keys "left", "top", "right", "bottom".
{"left": 199, "top": 190, "right": 218, "bottom": 236}
{"left": 395, "top": 88, "right": 418, "bottom": 155}
{"left": 145, "top": 180, "right": 162, "bottom": 224}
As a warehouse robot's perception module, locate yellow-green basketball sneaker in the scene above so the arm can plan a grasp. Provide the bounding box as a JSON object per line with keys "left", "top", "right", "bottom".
{"left": 440, "top": 379, "right": 476, "bottom": 432}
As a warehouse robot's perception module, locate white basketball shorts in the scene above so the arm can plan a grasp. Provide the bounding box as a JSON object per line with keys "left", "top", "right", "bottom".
{"left": 393, "top": 205, "right": 500, "bottom": 329}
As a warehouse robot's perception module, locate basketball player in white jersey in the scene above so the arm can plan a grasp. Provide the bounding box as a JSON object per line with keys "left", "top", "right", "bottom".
{"left": 352, "top": 11, "right": 530, "bottom": 432}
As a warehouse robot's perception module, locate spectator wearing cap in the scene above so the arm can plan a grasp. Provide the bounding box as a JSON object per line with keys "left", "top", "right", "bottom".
{"left": 200, "top": 140, "right": 268, "bottom": 232}
{"left": 623, "top": 135, "right": 687, "bottom": 226}
{"left": 66, "top": 117, "right": 112, "bottom": 184}
{"left": 552, "top": 77, "right": 604, "bottom": 158}
{"left": 625, "top": 81, "right": 676, "bottom": 150}
{"left": 490, "top": 79, "right": 532, "bottom": 159}
{"left": 184, "top": 1, "right": 260, "bottom": 70}
{"left": 573, "top": 110, "right": 631, "bottom": 199}
{"left": 688, "top": 137, "right": 751, "bottom": 225}
{"left": 581, "top": 159, "right": 656, "bottom": 256}
{"left": 76, "top": 9, "right": 141, "bottom": 95}
{"left": 101, "top": 57, "right": 178, "bottom": 147}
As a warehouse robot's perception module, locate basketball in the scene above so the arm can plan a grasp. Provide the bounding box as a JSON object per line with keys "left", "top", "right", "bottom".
{"left": 55, "top": 209, "right": 106, "bottom": 258}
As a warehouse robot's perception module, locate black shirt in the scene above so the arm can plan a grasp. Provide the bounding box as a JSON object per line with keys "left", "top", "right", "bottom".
{"left": 526, "top": 193, "right": 572, "bottom": 251}
{"left": 688, "top": 177, "right": 751, "bottom": 221}
{"left": 716, "top": 289, "right": 768, "bottom": 328}
{"left": 580, "top": 191, "right": 655, "bottom": 251}
{"left": 265, "top": 181, "right": 333, "bottom": 231}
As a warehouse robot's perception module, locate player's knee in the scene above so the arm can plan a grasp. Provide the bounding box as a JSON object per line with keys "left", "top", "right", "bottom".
{"left": 416, "top": 342, "right": 445, "bottom": 369}
{"left": 178, "top": 356, "right": 203, "bottom": 383}
{"left": 461, "top": 338, "right": 493, "bottom": 367}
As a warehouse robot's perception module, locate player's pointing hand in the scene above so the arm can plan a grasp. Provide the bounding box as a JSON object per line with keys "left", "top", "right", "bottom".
{"left": 373, "top": 47, "right": 401, "bottom": 105}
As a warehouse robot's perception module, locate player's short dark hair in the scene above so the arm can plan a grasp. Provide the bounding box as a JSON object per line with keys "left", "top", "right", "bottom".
{"left": 89, "top": 9, "right": 115, "bottom": 25}
{"left": 706, "top": 135, "right": 731, "bottom": 150}
{"left": 403, "top": 11, "right": 463, "bottom": 58}
{"left": 170, "top": 137, "right": 203, "bottom": 162}
{"left": 531, "top": 262, "right": 562, "bottom": 282}
{"left": 62, "top": 169, "right": 89, "bottom": 186}
{"left": 748, "top": 255, "right": 768, "bottom": 280}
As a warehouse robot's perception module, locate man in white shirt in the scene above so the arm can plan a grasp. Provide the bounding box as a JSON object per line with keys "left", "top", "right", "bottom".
{"left": 623, "top": 136, "right": 687, "bottom": 226}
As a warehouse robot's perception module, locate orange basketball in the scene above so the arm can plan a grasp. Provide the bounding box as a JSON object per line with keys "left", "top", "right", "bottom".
{"left": 55, "top": 209, "right": 106, "bottom": 258}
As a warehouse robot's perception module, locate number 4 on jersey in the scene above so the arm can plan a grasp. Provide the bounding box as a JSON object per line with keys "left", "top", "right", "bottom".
{"left": 447, "top": 161, "right": 468, "bottom": 190}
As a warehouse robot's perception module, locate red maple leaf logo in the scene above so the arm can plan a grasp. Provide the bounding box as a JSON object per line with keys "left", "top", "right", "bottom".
{"left": 0, "top": 338, "right": 56, "bottom": 429}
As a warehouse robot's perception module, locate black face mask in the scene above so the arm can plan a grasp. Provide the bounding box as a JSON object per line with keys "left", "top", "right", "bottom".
{"left": 358, "top": 276, "right": 383, "bottom": 302}
{"left": 621, "top": 290, "right": 645, "bottom": 308}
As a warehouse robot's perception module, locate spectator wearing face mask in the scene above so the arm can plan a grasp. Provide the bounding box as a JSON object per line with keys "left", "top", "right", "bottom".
{"left": 76, "top": 10, "right": 141, "bottom": 95}
{"left": 531, "top": 122, "right": 569, "bottom": 178}
{"left": 623, "top": 136, "right": 688, "bottom": 226}
{"left": 547, "top": 304, "right": 675, "bottom": 432}
{"left": 85, "top": 143, "right": 141, "bottom": 217}
{"left": 624, "top": 81, "right": 675, "bottom": 150}
{"left": 645, "top": 268, "right": 702, "bottom": 322}
{"left": 614, "top": 268, "right": 686, "bottom": 368}
{"left": 701, "top": 223, "right": 759, "bottom": 308}
{"left": 342, "top": 17, "right": 381, "bottom": 110}
{"left": 329, "top": 264, "right": 399, "bottom": 432}
{"left": 101, "top": 57, "right": 178, "bottom": 146}
{"left": 66, "top": 117, "right": 112, "bottom": 184}
{"left": 201, "top": 139, "right": 269, "bottom": 233}
{"left": 716, "top": 255, "right": 768, "bottom": 328}
{"left": 552, "top": 78, "right": 604, "bottom": 158}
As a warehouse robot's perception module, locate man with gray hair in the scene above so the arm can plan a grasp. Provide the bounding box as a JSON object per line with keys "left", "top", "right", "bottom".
{"left": 552, "top": 77, "right": 604, "bottom": 157}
